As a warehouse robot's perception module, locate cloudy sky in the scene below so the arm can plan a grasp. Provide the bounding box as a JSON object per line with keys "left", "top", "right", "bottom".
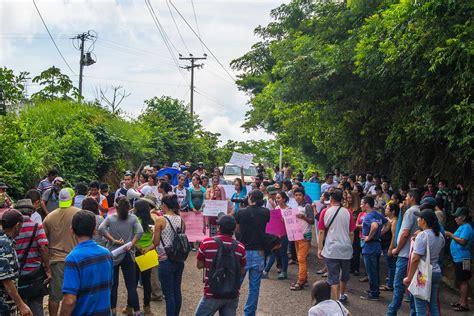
{"left": 0, "top": 0, "right": 287, "bottom": 143}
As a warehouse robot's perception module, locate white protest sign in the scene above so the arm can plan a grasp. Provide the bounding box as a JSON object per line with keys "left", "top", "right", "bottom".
{"left": 111, "top": 241, "right": 133, "bottom": 257}
{"left": 229, "top": 152, "right": 253, "bottom": 169}
{"left": 202, "top": 200, "right": 228, "bottom": 217}
{"left": 222, "top": 185, "right": 253, "bottom": 199}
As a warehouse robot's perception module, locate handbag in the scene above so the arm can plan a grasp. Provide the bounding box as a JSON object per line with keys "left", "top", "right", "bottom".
{"left": 18, "top": 224, "right": 49, "bottom": 299}
{"left": 408, "top": 231, "right": 433, "bottom": 301}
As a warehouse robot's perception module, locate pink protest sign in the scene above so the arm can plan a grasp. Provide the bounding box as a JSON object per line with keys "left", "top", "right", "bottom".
{"left": 282, "top": 208, "right": 304, "bottom": 241}
{"left": 266, "top": 208, "right": 286, "bottom": 237}
{"left": 180, "top": 212, "right": 207, "bottom": 242}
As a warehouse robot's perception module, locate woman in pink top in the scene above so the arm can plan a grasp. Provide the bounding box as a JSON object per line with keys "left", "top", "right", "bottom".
{"left": 205, "top": 176, "right": 227, "bottom": 237}
{"left": 263, "top": 191, "right": 290, "bottom": 280}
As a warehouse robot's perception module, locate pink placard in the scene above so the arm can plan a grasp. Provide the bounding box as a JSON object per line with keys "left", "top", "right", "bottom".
{"left": 282, "top": 208, "right": 304, "bottom": 241}
{"left": 266, "top": 208, "right": 286, "bottom": 237}
{"left": 180, "top": 212, "right": 207, "bottom": 242}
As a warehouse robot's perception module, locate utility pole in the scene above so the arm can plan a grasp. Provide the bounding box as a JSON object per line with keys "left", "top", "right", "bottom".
{"left": 72, "top": 31, "right": 97, "bottom": 101}
{"left": 179, "top": 54, "right": 207, "bottom": 116}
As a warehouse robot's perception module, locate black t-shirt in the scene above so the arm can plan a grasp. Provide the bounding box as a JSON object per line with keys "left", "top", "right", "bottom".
{"left": 235, "top": 205, "right": 270, "bottom": 250}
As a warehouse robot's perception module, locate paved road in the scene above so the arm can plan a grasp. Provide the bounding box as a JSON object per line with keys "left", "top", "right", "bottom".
{"left": 119, "top": 245, "right": 471, "bottom": 316}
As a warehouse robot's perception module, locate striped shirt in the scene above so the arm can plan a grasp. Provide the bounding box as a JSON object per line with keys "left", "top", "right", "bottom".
{"left": 63, "top": 240, "right": 113, "bottom": 316}
{"left": 15, "top": 219, "right": 48, "bottom": 275}
{"left": 197, "top": 235, "right": 246, "bottom": 298}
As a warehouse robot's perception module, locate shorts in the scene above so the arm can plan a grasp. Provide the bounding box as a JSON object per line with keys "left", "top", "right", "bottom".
{"left": 455, "top": 261, "right": 472, "bottom": 282}
{"left": 324, "top": 258, "right": 351, "bottom": 285}
{"left": 49, "top": 262, "right": 65, "bottom": 302}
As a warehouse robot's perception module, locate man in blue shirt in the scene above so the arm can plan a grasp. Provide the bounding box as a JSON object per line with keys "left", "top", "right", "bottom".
{"left": 360, "top": 196, "right": 388, "bottom": 301}
{"left": 60, "top": 210, "right": 113, "bottom": 316}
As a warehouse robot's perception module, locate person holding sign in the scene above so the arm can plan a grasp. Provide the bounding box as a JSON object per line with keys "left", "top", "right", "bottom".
{"left": 230, "top": 167, "right": 247, "bottom": 216}
{"left": 189, "top": 175, "right": 206, "bottom": 214}
{"left": 289, "top": 188, "right": 314, "bottom": 291}
{"left": 206, "top": 176, "right": 227, "bottom": 237}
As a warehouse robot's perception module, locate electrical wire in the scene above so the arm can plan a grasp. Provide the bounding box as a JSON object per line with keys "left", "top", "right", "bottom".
{"left": 32, "top": 0, "right": 76, "bottom": 75}
{"left": 169, "top": 0, "right": 235, "bottom": 82}
{"left": 190, "top": 0, "right": 205, "bottom": 54}
{"left": 194, "top": 88, "right": 230, "bottom": 110}
{"left": 166, "top": 0, "right": 190, "bottom": 54}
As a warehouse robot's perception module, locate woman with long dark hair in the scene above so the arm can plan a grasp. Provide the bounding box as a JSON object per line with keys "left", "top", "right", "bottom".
{"left": 205, "top": 176, "right": 227, "bottom": 237}
{"left": 99, "top": 197, "right": 143, "bottom": 315}
{"left": 153, "top": 195, "right": 186, "bottom": 316}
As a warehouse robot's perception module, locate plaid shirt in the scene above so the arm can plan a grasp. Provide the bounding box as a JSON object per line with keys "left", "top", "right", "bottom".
{"left": 0, "top": 230, "right": 19, "bottom": 314}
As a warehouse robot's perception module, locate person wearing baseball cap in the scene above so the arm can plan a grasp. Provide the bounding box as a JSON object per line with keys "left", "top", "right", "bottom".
{"left": 42, "top": 188, "right": 81, "bottom": 315}
{"left": 445, "top": 207, "right": 473, "bottom": 312}
{"left": 0, "top": 209, "right": 32, "bottom": 315}
{"left": 195, "top": 213, "right": 246, "bottom": 316}
{"left": 403, "top": 208, "right": 445, "bottom": 315}
{"left": 40, "top": 177, "right": 65, "bottom": 216}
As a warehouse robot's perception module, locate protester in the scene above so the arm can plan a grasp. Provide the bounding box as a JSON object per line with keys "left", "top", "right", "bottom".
{"left": 321, "top": 174, "right": 335, "bottom": 193}
{"left": 60, "top": 210, "right": 113, "bottom": 315}
{"left": 283, "top": 163, "right": 292, "bottom": 181}
{"left": 15, "top": 199, "right": 50, "bottom": 316}
{"left": 88, "top": 180, "right": 109, "bottom": 215}
{"left": 263, "top": 191, "right": 290, "bottom": 280}
{"left": 41, "top": 177, "right": 64, "bottom": 216}
{"left": 115, "top": 171, "right": 135, "bottom": 204}
{"left": 73, "top": 182, "right": 88, "bottom": 209}
{"left": 386, "top": 188, "right": 421, "bottom": 315}
{"left": 37, "top": 168, "right": 59, "bottom": 194}
{"left": 100, "top": 183, "right": 115, "bottom": 215}
{"left": 308, "top": 281, "right": 351, "bottom": 316}
{"left": 445, "top": 207, "right": 473, "bottom": 312}
{"left": 99, "top": 197, "right": 143, "bottom": 315}
{"left": 290, "top": 188, "right": 314, "bottom": 291}
{"left": 0, "top": 182, "right": 13, "bottom": 210}
{"left": 230, "top": 167, "right": 247, "bottom": 215}
{"left": 317, "top": 189, "right": 355, "bottom": 302}
{"left": 403, "top": 209, "right": 445, "bottom": 315}
{"left": 141, "top": 174, "right": 159, "bottom": 200}
{"left": 0, "top": 209, "right": 33, "bottom": 316}
{"left": 380, "top": 202, "right": 399, "bottom": 292}
{"left": 234, "top": 189, "right": 269, "bottom": 316}
{"left": 42, "top": 188, "right": 80, "bottom": 316}
{"left": 153, "top": 194, "right": 186, "bottom": 316}
{"left": 81, "top": 197, "right": 106, "bottom": 246}
{"left": 206, "top": 176, "right": 227, "bottom": 237}
{"left": 173, "top": 174, "right": 190, "bottom": 212}
{"left": 359, "top": 196, "right": 388, "bottom": 301}
{"left": 195, "top": 214, "right": 246, "bottom": 316}
{"left": 190, "top": 175, "right": 206, "bottom": 214}
{"left": 24, "top": 189, "right": 44, "bottom": 223}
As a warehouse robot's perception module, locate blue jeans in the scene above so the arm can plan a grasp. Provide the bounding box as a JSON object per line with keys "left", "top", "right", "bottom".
{"left": 159, "top": 259, "right": 185, "bottom": 316}
{"left": 363, "top": 253, "right": 380, "bottom": 297}
{"left": 240, "top": 250, "right": 264, "bottom": 316}
{"left": 383, "top": 248, "right": 396, "bottom": 289}
{"left": 194, "top": 297, "right": 239, "bottom": 316}
{"left": 386, "top": 256, "right": 415, "bottom": 316}
{"left": 264, "top": 235, "right": 289, "bottom": 273}
{"left": 414, "top": 271, "right": 441, "bottom": 316}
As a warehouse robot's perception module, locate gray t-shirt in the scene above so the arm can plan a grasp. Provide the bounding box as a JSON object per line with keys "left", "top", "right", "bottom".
{"left": 413, "top": 229, "right": 445, "bottom": 273}
{"left": 298, "top": 203, "right": 314, "bottom": 241}
{"left": 42, "top": 188, "right": 59, "bottom": 213}
{"left": 397, "top": 205, "right": 420, "bottom": 258}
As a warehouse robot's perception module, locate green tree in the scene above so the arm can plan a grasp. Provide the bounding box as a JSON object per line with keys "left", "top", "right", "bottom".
{"left": 31, "top": 66, "right": 79, "bottom": 101}
{"left": 0, "top": 67, "right": 29, "bottom": 110}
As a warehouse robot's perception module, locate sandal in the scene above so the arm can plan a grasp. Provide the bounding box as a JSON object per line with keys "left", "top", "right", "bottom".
{"left": 379, "top": 285, "right": 393, "bottom": 291}
{"left": 454, "top": 305, "right": 470, "bottom": 312}
{"left": 290, "top": 283, "right": 304, "bottom": 291}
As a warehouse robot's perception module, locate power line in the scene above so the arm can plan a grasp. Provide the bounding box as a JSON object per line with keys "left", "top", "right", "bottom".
{"left": 32, "top": 0, "right": 75, "bottom": 75}
{"left": 166, "top": 0, "right": 190, "bottom": 54}
{"left": 190, "top": 0, "right": 205, "bottom": 54}
{"left": 194, "top": 88, "right": 231, "bottom": 111}
{"left": 169, "top": 0, "right": 235, "bottom": 82}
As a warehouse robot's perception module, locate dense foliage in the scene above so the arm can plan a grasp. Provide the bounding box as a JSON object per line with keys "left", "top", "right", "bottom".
{"left": 231, "top": 0, "right": 473, "bottom": 186}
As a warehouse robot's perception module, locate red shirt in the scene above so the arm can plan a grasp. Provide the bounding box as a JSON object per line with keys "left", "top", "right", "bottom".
{"left": 197, "top": 235, "right": 246, "bottom": 298}
{"left": 317, "top": 207, "right": 356, "bottom": 232}
{"left": 15, "top": 219, "right": 48, "bottom": 274}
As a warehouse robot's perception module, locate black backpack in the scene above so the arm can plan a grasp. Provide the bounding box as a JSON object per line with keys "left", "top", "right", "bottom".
{"left": 161, "top": 216, "right": 191, "bottom": 262}
{"left": 208, "top": 237, "right": 241, "bottom": 299}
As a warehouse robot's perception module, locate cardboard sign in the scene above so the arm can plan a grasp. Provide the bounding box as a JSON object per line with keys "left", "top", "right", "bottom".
{"left": 302, "top": 182, "right": 321, "bottom": 201}
{"left": 135, "top": 250, "right": 159, "bottom": 272}
{"left": 180, "top": 212, "right": 207, "bottom": 242}
{"left": 202, "top": 200, "right": 228, "bottom": 217}
{"left": 266, "top": 208, "right": 286, "bottom": 237}
{"left": 281, "top": 208, "right": 304, "bottom": 241}
{"left": 229, "top": 152, "right": 253, "bottom": 169}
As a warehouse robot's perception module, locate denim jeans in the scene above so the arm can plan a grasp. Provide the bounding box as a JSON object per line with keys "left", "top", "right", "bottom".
{"left": 111, "top": 252, "right": 139, "bottom": 311}
{"left": 363, "top": 253, "right": 380, "bottom": 297}
{"left": 194, "top": 296, "right": 239, "bottom": 316}
{"left": 159, "top": 259, "right": 185, "bottom": 316}
{"left": 386, "top": 256, "right": 415, "bottom": 316}
{"left": 240, "top": 250, "right": 264, "bottom": 316}
{"left": 264, "top": 235, "right": 288, "bottom": 273}
{"left": 414, "top": 271, "right": 441, "bottom": 316}
{"left": 383, "top": 248, "right": 396, "bottom": 289}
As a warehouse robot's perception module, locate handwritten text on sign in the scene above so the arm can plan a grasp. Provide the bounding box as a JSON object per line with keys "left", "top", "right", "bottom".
{"left": 203, "top": 200, "right": 228, "bottom": 217}
{"left": 180, "top": 212, "right": 207, "bottom": 242}
{"left": 229, "top": 152, "right": 253, "bottom": 169}
{"left": 282, "top": 208, "right": 304, "bottom": 241}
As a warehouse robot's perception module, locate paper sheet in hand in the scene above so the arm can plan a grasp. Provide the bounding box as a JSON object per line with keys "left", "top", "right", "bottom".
{"left": 135, "top": 249, "right": 159, "bottom": 272}
{"left": 229, "top": 152, "right": 253, "bottom": 169}
{"left": 282, "top": 208, "right": 304, "bottom": 241}
{"left": 111, "top": 241, "right": 132, "bottom": 257}
{"left": 203, "top": 200, "right": 228, "bottom": 217}
{"left": 180, "top": 212, "right": 207, "bottom": 242}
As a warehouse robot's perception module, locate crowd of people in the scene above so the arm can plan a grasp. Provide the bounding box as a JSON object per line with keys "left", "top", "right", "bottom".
{"left": 0, "top": 162, "right": 472, "bottom": 316}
